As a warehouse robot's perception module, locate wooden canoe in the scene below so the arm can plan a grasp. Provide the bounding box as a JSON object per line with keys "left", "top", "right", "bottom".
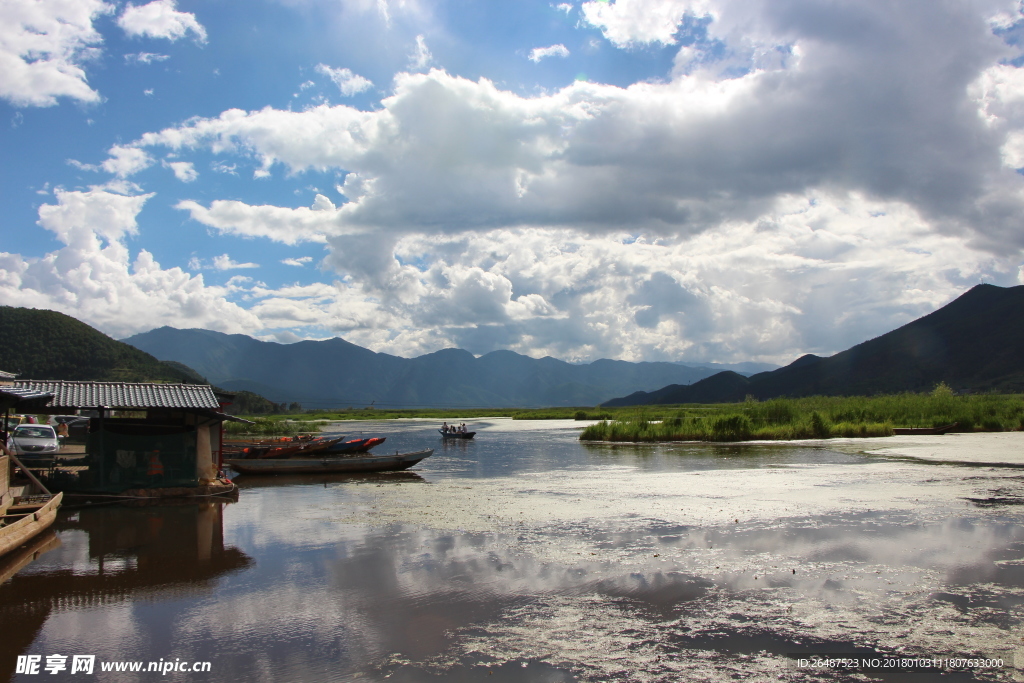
{"left": 0, "top": 491, "right": 63, "bottom": 559}
{"left": 320, "top": 437, "right": 386, "bottom": 454}
{"left": 226, "top": 449, "right": 434, "bottom": 475}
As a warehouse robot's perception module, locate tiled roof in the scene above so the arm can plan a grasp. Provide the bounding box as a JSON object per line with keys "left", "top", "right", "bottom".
{"left": 0, "top": 370, "right": 18, "bottom": 380}
{"left": 13, "top": 381, "right": 221, "bottom": 410}
{"left": 0, "top": 386, "right": 55, "bottom": 410}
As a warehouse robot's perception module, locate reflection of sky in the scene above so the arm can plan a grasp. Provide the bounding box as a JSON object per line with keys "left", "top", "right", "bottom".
{"left": 12, "top": 423, "right": 1024, "bottom": 681}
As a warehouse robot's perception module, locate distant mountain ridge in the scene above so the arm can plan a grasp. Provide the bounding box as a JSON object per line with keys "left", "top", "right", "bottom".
{"left": 605, "top": 284, "right": 1024, "bottom": 406}
{"left": 122, "top": 328, "right": 729, "bottom": 408}
{"left": 674, "top": 360, "right": 779, "bottom": 374}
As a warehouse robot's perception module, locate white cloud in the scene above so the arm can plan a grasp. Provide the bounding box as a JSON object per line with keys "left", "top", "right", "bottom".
{"left": 528, "top": 44, "right": 570, "bottom": 63}
{"left": 123, "top": 0, "right": 1024, "bottom": 256}
{"left": 117, "top": 0, "right": 207, "bottom": 43}
{"left": 282, "top": 256, "right": 314, "bottom": 266}
{"left": 4, "top": 189, "right": 1017, "bottom": 363}
{"left": 164, "top": 160, "right": 198, "bottom": 182}
{"left": 408, "top": 34, "right": 432, "bottom": 70}
{"left": 326, "top": 193, "right": 1018, "bottom": 361}
{"left": 556, "top": 4, "right": 574, "bottom": 15}
{"left": 101, "top": 145, "right": 153, "bottom": 177}
{"left": 1, "top": 188, "right": 260, "bottom": 338}
{"left": 124, "top": 51, "right": 169, "bottom": 65}
{"left": 37, "top": 188, "right": 151, "bottom": 245}
{"left": 12, "top": 0, "right": 1024, "bottom": 364}
{"left": 175, "top": 194, "right": 335, "bottom": 245}
{"left": 581, "top": 0, "right": 700, "bottom": 47}
{"left": 0, "top": 0, "right": 112, "bottom": 107}
{"left": 315, "top": 64, "right": 373, "bottom": 96}
{"left": 212, "top": 254, "right": 260, "bottom": 270}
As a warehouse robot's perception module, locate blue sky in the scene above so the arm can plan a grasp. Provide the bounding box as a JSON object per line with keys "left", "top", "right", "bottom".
{"left": 2, "top": 0, "right": 1024, "bottom": 364}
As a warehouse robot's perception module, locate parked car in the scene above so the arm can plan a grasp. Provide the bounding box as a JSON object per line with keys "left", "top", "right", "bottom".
{"left": 9, "top": 424, "right": 60, "bottom": 466}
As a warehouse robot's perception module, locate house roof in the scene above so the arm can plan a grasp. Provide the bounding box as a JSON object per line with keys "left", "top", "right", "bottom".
{"left": 0, "top": 370, "right": 18, "bottom": 380}
{"left": 0, "top": 386, "right": 55, "bottom": 412}
{"left": 13, "top": 381, "right": 221, "bottom": 410}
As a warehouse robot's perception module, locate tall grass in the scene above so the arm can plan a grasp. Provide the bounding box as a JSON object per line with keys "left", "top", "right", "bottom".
{"left": 224, "top": 418, "right": 321, "bottom": 437}
{"left": 580, "top": 391, "right": 1024, "bottom": 442}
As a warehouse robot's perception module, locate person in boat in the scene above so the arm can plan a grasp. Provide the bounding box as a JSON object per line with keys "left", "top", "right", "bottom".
{"left": 442, "top": 422, "right": 450, "bottom": 434}
{"left": 460, "top": 423, "right": 467, "bottom": 433}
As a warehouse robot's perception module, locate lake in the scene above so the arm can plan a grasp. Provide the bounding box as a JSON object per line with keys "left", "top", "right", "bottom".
{"left": 3, "top": 419, "right": 1023, "bottom": 682}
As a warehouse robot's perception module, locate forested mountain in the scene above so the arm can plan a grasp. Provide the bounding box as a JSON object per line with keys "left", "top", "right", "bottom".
{"left": 605, "top": 284, "right": 1024, "bottom": 406}
{"left": 123, "top": 328, "right": 725, "bottom": 408}
{"left": 0, "top": 306, "right": 199, "bottom": 383}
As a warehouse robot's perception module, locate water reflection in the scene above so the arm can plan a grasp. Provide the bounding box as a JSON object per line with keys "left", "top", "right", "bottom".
{"left": 0, "top": 501, "right": 250, "bottom": 682}
{"left": 234, "top": 471, "right": 426, "bottom": 489}
{"left": 3, "top": 421, "right": 1024, "bottom": 682}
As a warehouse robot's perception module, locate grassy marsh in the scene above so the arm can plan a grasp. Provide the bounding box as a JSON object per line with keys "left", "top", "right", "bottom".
{"left": 579, "top": 390, "right": 1024, "bottom": 442}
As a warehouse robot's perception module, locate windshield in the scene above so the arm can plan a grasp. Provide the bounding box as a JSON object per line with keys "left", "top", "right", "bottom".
{"left": 14, "top": 426, "right": 56, "bottom": 439}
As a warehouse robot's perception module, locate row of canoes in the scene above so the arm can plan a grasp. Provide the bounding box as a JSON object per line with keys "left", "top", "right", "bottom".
{"left": 224, "top": 435, "right": 387, "bottom": 459}
{"left": 224, "top": 431, "right": 439, "bottom": 475}
{"left": 224, "top": 425, "right": 477, "bottom": 475}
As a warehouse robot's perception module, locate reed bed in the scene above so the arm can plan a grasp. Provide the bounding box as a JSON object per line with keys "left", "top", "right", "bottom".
{"left": 224, "top": 418, "right": 321, "bottom": 436}
{"left": 579, "top": 389, "right": 1024, "bottom": 442}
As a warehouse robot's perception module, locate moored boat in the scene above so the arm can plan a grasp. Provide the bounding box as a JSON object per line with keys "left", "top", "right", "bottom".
{"left": 225, "top": 449, "right": 434, "bottom": 475}
{"left": 0, "top": 454, "right": 63, "bottom": 559}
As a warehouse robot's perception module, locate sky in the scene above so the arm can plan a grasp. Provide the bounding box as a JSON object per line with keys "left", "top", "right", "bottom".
{"left": 2, "top": 0, "right": 1024, "bottom": 365}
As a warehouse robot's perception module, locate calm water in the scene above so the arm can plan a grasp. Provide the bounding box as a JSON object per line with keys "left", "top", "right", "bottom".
{"left": 2, "top": 419, "right": 1023, "bottom": 682}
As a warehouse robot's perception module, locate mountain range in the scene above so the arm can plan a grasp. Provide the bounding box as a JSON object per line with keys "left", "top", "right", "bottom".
{"left": 122, "top": 328, "right": 735, "bottom": 409}
{"left": 6, "top": 282, "right": 1019, "bottom": 410}
{"left": 604, "top": 283, "right": 1024, "bottom": 406}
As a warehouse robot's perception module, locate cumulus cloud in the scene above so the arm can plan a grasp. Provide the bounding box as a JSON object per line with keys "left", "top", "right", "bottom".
{"left": 118, "top": 0, "right": 207, "bottom": 43}
{"left": 0, "top": 0, "right": 112, "bottom": 107}
{"left": 166, "top": 192, "right": 1018, "bottom": 362}
{"left": 0, "top": 188, "right": 260, "bottom": 338}
{"left": 115, "top": 0, "right": 1024, "bottom": 260}
{"left": 581, "top": 0, "right": 699, "bottom": 47}
{"left": 100, "top": 145, "right": 153, "bottom": 177}
{"left": 282, "top": 256, "right": 314, "bottom": 266}
{"left": 315, "top": 64, "right": 373, "bottom": 96}
{"left": 175, "top": 195, "right": 336, "bottom": 245}
{"left": 4, "top": 189, "right": 1017, "bottom": 362}
{"left": 164, "top": 160, "right": 198, "bottom": 182}
{"left": 528, "top": 44, "right": 570, "bottom": 62}
{"left": 11, "top": 0, "right": 1024, "bottom": 363}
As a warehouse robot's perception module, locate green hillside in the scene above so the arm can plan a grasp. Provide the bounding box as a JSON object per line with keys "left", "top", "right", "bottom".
{"left": 0, "top": 306, "right": 200, "bottom": 383}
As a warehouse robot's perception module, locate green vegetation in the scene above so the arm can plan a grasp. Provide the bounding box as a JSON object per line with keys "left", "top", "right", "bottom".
{"left": 0, "top": 306, "right": 200, "bottom": 382}
{"left": 579, "top": 390, "right": 1024, "bottom": 442}
{"left": 224, "top": 418, "right": 321, "bottom": 436}
{"left": 225, "top": 391, "right": 304, "bottom": 415}
{"left": 272, "top": 407, "right": 615, "bottom": 421}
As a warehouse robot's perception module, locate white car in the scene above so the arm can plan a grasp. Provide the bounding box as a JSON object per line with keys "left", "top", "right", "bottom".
{"left": 10, "top": 424, "right": 60, "bottom": 464}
